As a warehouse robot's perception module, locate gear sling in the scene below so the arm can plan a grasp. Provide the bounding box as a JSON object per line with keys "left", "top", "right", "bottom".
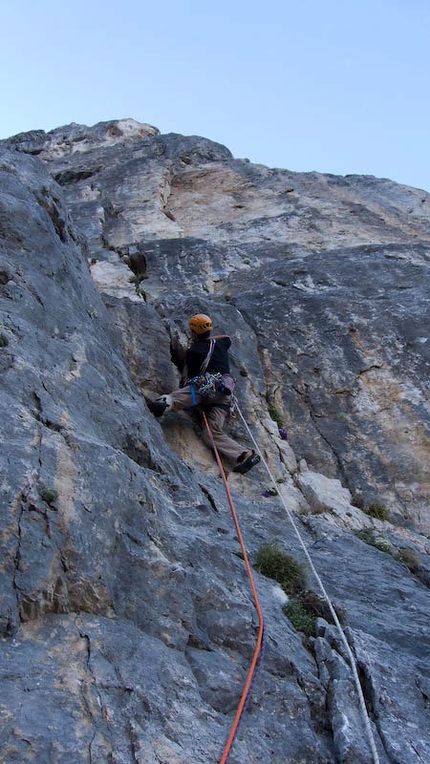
{"left": 188, "top": 338, "right": 235, "bottom": 405}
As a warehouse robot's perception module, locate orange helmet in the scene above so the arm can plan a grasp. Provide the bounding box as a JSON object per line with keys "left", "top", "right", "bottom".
{"left": 189, "top": 314, "right": 213, "bottom": 334}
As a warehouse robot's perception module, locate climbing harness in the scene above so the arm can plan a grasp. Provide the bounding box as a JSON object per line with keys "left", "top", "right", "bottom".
{"left": 188, "top": 339, "right": 220, "bottom": 404}
{"left": 200, "top": 410, "right": 265, "bottom": 764}
{"left": 233, "top": 397, "right": 381, "bottom": 764}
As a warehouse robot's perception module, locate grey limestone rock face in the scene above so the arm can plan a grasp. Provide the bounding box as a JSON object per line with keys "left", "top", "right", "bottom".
{"left": 230, "top": 242, "right": 430, "bottom": 529}
{"left": 1, "top": 120, "right": 429, "bottom": 763}
{"left": 8, "top": 120, "right": 428, "bottom": 529}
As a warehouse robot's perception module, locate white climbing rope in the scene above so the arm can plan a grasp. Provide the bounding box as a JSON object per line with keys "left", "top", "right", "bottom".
{"left": 234, "top": 398, "right": 381, "bottom": 764}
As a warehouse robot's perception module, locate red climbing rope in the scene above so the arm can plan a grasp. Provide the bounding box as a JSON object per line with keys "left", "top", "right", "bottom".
{"left": 200, "top": 411, "right": 265, "bottom": 764}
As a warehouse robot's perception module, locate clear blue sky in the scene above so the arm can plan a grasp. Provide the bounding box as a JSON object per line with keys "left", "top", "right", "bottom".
{"left": 2, "top": 0, "right": 430, "bottom": 192}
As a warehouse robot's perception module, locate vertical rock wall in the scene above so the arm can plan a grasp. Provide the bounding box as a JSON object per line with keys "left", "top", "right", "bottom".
{"left": 0, "top": 121, "right": 429, "bottom": 764}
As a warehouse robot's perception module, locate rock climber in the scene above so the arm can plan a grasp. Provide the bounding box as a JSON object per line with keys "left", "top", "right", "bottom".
{"left": 148, "top": 313, "right": 260, "bottom": 474}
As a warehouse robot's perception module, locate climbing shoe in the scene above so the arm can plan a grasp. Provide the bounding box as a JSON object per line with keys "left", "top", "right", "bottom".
{"left": 148, "top": 399, "right": 169, "bottom": 418}
{"left": 233, "top": 450, "right": 260, "bottom": 474}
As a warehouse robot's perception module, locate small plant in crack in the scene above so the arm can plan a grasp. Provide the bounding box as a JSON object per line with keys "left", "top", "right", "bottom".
{"left": 129, "top": 273, "right": 148, "bottom": 285}
{"left": 363, "top": 502, "right": 390, "bottom": 521}
{"left": 352, "top": 494, "right": 390, "bottom": 521}
{"left": 395, "top": 547, "right": 421, "bottom": 573}
{"left": 268, "top": 406, "right": 284, "bottom": 428}
{"left": 262, "top": 486, "right": 279, "bottom": 498}
{"left": 283, "top": 600, "right": 316, "bottom": 637}
{"left": 39, "top": 487, "right": 58, "bottom": 507}
{"left": 356, "top": 528, "right": 393, "bottom": 554}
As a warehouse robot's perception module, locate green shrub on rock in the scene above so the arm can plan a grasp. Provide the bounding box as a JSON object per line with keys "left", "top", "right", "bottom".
{"left": 256, "top": 544, "right": 306, "bottom": 596}
{"left": 395, "top": 548, "right": 420, "bottom": 573}
{"left": 39, "top": 487, "right": 58, "bottom": 506}
{"left": 268, "top": 407, "right": 284, "bottom": 428}
{"left": 283, "top": 600, "right": 316, "bottom": 637}
{"left": 256, "top": 543, "right": 347, "bottom": 638}
{"left": 356, "top": 528, "right": 393, "bottom": 553}
{"left": 364, "top": 503, "right": 390, "bottom": 521}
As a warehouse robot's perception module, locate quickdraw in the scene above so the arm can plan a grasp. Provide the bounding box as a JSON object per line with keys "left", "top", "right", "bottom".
{"left": 188, "top": 371, "right": 225, "bottom": 399}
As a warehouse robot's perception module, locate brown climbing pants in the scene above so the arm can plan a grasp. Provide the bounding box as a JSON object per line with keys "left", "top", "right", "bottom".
{"left": 168, "top": 385, "right": 247, "bottom": 463}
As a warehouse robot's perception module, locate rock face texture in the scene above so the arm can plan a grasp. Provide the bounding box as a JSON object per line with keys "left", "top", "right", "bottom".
{"left": 0, "top": 119, "right": 429, "bottom": 764}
